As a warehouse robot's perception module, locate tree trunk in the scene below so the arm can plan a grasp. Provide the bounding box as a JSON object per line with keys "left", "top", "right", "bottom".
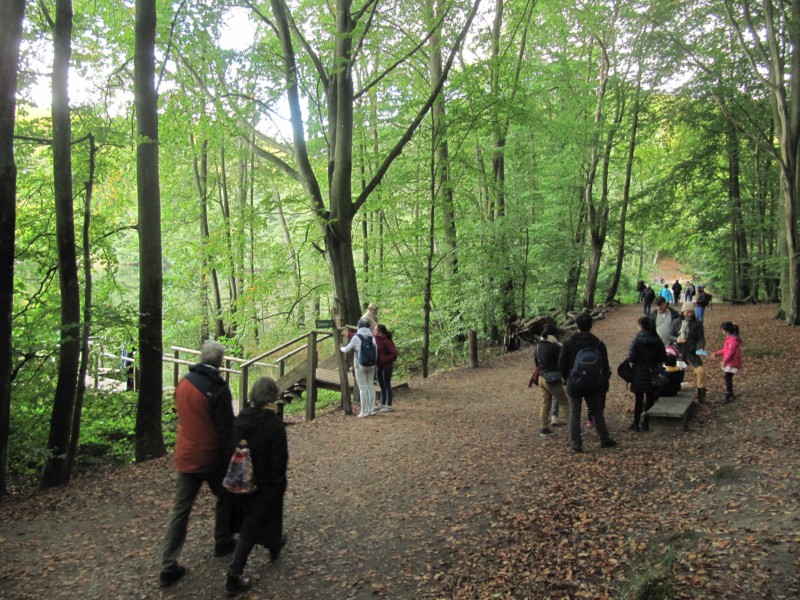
{"left": 42, "top": 0, "right": 80, "bottom": 489}
{"left": 726, "top": 118, "right": 750, "bottom": 298}
{"left": 427, "top": 1, "right": 457, "bottom": 277}
{"left": 0, "top": 0, "right": 26, "bottom": 497}
{"left": 67, "top": 134, "right": 95, "bottom": 481}
{"left": 134, "top": 0, "right": 166, "bottom": 462}
{"left": 606, "top": 55, "right": 643, "bottom": 304}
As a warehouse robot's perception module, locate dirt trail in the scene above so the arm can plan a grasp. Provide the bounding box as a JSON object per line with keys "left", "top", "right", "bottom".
{"left": 1, "top": 302, "right": 798, "bottom": 599}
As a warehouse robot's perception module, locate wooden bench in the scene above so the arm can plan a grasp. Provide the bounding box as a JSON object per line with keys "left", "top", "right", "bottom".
{"left": 645, "top": 387, "right": 694, "bottom": 429}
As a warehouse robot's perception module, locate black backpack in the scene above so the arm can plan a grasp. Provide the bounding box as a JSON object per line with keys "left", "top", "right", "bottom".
{"left": 356, "top": 334, "right": 377, "bottom": 367}
{"left": 570, "top": 346, "right": 606, "bottom": 391}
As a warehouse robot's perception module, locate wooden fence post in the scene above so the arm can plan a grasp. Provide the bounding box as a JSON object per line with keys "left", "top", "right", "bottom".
{"left": 468, "top": 328, "right": 478, "bottom": 368}
{"left": 306, "top": 331, "right": 317, "bottom": 421}
{"left": 331, "top": 309, "right": 353, "bottom": 415}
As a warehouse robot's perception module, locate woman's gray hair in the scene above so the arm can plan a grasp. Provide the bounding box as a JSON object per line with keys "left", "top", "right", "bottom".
{"left": 200, "top": 341, "right": 226, "bottom": 368}
{"left": 249, "top": 376, "right": 280, "bottom": 408}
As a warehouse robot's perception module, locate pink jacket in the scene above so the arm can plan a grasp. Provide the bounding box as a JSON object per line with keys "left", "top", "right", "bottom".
{"left": 715, "top": 335, "right": 742, "bottom": 369}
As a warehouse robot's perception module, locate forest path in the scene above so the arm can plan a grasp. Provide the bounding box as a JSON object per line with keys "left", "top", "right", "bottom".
{"left": 1, "top": 302, "right": 799, "bottom": 599}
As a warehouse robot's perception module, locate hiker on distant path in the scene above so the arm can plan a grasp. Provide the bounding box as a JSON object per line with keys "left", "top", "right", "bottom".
{"left": 694, "top": 286, "right": 712, "bottom": 322}
{"left": 642, "top": 284, "right": 656, "bottom": 316}
{"left": 360, "top": 302, "right": 379, "bottom": 333}
{"left": 715, "top": 322, "right": 742, "bottom": 404}
{"left": 636, "top": 279, "right": 645, "bottom": 303}
{"left": 659, "top": 284, "right": 674, "bottom": 305}
{"left": 684, "top": 281, "right": 695, "bottom": 302}
{"left": 672, "top": 280, "right": 682, "bottom": 304}
{"left": 375, "top": 324, "right": 399, "bottom": 412}
{"left": 670, "top": 302, "right": 707, "bottom": 404}
{"left": 649, "top": 296, "right": 680, "bottom": 347}
{"left": 159, "top": 341, "right": 236, "bottom": 588}
{"left": 624, "top": 316, "right": 667, "bottom": 432}
{"left": 341, "top": 319, "right": 379, "bottom": 417}
{"left": 533, "top": 325, "right": 569, "bottom": 437}
{"left": 225, "top": 377, "right": 289, "bottom": 596}
{"left": 558, "top": 312, "right": 617, "bottom": 453}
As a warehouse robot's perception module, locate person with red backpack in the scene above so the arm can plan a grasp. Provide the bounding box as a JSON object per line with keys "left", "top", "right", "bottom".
{"left": 558, "top": 313, "right": 617, "bottom": 454}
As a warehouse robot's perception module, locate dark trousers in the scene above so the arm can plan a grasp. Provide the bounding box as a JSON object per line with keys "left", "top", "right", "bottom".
{"left": 160, "top": 470, "right": 233, "bottom": 571}
{"left": 377, "top": 366, "right": 394, "bottom": 406}
{"left": 566, "top": 383, "right": 612, "bottom": 450}
{"left": 724, "top": 371, "right": 735, "bottom": 396}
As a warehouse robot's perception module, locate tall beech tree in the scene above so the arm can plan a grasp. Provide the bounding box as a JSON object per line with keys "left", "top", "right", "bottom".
{"left": 722, "top": 0, "right": 800, "bottom": 323}
{"left": 41, "top": 0, "right": 81, "bottom": 489}
{"left": 134, "top": 0, "right": 166, "bottom": 461}
{"left": 253, "top": 0, "right": 482, "bottom": 324}
{"left": 0, "top": 0, "right": 26, "bottom": 497}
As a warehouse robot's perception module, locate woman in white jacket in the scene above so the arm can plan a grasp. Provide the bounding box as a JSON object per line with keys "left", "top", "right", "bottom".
{"left": 341, "top": 319, "right": 379, "bottom": 417}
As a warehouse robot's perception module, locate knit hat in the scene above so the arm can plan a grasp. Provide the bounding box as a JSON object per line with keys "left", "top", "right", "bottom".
{"left": 681, "top": 301, "right": 696, "bottom": 312}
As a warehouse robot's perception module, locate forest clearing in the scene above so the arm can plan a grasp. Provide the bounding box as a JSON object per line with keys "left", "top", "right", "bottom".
{"left": 1, "top": 302, "right": 798, "bottom": 599}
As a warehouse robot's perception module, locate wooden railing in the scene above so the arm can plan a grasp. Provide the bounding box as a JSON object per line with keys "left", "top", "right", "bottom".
{"left": 89, "top": 322, "right": 350, "bottom": 421}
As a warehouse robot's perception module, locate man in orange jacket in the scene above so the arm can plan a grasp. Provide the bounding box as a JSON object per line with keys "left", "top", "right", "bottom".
{"left": 159, "top": 341, "right": 236, "bottom": 588}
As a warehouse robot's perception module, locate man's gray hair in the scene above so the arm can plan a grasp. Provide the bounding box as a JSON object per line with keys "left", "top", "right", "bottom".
{"left": 200, "top": 340, "right": 226, "bottom": 368}
{"left": 249, "top": 377, "right": 280, "bottom": 408}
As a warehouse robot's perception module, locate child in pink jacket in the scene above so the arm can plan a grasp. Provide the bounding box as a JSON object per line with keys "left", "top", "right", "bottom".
{"left": 715, "top": 322, "right": 742, "bottom": 403}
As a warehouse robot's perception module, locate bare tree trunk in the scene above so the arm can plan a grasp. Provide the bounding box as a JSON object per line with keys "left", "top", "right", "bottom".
{"left": 134, "top": 0, "right": 165, "bottom": 462}
{"left": 67, "top": 134, "right": 96, "bottom": 480}
{"left": 42, "top": 0, "right": 80, "bottom": 489}
{"left": 726, "top": 120, "right": 750, "bottom": 298}
{"left": 0, "top": 0, "right": 26, "bottom": 497}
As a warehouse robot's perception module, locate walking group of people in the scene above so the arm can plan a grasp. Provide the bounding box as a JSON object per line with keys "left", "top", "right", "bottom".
{"left": 532, "top": 299, "right": 743, "bottom": 450}
{"left": 158, "top": 303, "right": 400, "bottom": 595}
{"left": 158, "top": 341, "right": 288, "bottom": 596}
{"left": 638, "top": 279, "right": 711, "bottom": 322}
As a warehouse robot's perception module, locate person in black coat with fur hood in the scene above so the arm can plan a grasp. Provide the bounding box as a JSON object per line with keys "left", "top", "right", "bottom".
{"left": 225, "top": 377, "right": 289, "bottom": 596}
{"left": 624, "top": 316, "right": 667, "bottom": 432}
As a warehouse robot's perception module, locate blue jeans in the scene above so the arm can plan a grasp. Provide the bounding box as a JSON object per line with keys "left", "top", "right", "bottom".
{"left": 160, "top": 470, "right": 233, "bottom": 571}
{"left": 695, "top": 306, "right": 705, "bottom": 322}
{"left": 377, "top": 367, "right": 394, "bottom": 406}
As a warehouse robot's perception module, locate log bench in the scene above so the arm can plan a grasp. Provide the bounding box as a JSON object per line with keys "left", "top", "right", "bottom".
{"left": 645, "top": 386, "right": 694, "bottom": 430}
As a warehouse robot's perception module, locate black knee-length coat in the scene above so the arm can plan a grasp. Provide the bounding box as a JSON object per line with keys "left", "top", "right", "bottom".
{"left": 626, "top": 330, "right": 667, "bottom": 393}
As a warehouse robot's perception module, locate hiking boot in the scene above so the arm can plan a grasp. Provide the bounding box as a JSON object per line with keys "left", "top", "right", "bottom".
{"left": 159, "top": 565, "right": 186, "bottom": 588}
{"left": 225, "top": 575, "right": 252, "bottom": 596}
{"left": 571, "top": 443, "right": 583, "bottom": 453}
{"left": 214, "top": 539, "right": 237, "bottom": 557}
{"left": 539, "top": 428, "right": 555, "bottom": 437}
{"left": 269, "top": 534, "right": 288, "bottom": 563}
{"left": 641, "top": 420, "right": 650, "bottom": 432}
{"left": 628, "top": 422, "right": 640, "bottom": 432}
{"left": 600, "top": 438, "right": 617, "bottom": 448}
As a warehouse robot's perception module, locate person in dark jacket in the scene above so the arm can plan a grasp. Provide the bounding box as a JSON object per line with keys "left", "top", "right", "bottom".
{"left": 624, "top": 317, "right": 667, "bottom": 432}
{"left": 558, "top": 313, "right": 617, "bottom": 453}
{"left": 159, "top": 341, "right": 235, "bottom": 588}
{"left": 671, "top": 280, "right": 683, "bottom": 304}
{"left": 375, "top": 324, "right": 399, "bottom": 412}
{"left": 642, "top": 284, "right": 656, "bottom": 316}
{"left": 225, "top": 377, "right": 289, "bottom": 596}
{"left": 533, "top": 325, "right": 569, "bottom": 436}
{"left": 670, "top": 302, "right": 707, "bottom": 403}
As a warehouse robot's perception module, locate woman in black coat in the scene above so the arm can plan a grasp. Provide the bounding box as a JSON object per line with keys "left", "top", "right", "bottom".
{"left": 225, "top": 377, "right": 289, "bottom": 596}
{"left": 625, "top": 316, "right": 667, "bottom": 432}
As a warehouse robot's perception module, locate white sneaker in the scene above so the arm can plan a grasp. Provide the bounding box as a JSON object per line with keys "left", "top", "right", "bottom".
{"left": 550, "top": 415, "right": 561, "bottom": 426}
{"left": 357, "top": 412, "right": 369, "bottom": 418}
{"left": 380, "top": 405, "right": 393, "bottom": 413}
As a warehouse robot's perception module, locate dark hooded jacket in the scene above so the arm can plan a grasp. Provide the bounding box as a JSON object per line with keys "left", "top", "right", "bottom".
{"left": 558, "top": 331, "right": 611, "bottom": 392}
{"left": 626, "top": 330, "right": 667, "bottom": 393}
{"left": 233, "top": 406, "right": 288, "bottom": 548}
